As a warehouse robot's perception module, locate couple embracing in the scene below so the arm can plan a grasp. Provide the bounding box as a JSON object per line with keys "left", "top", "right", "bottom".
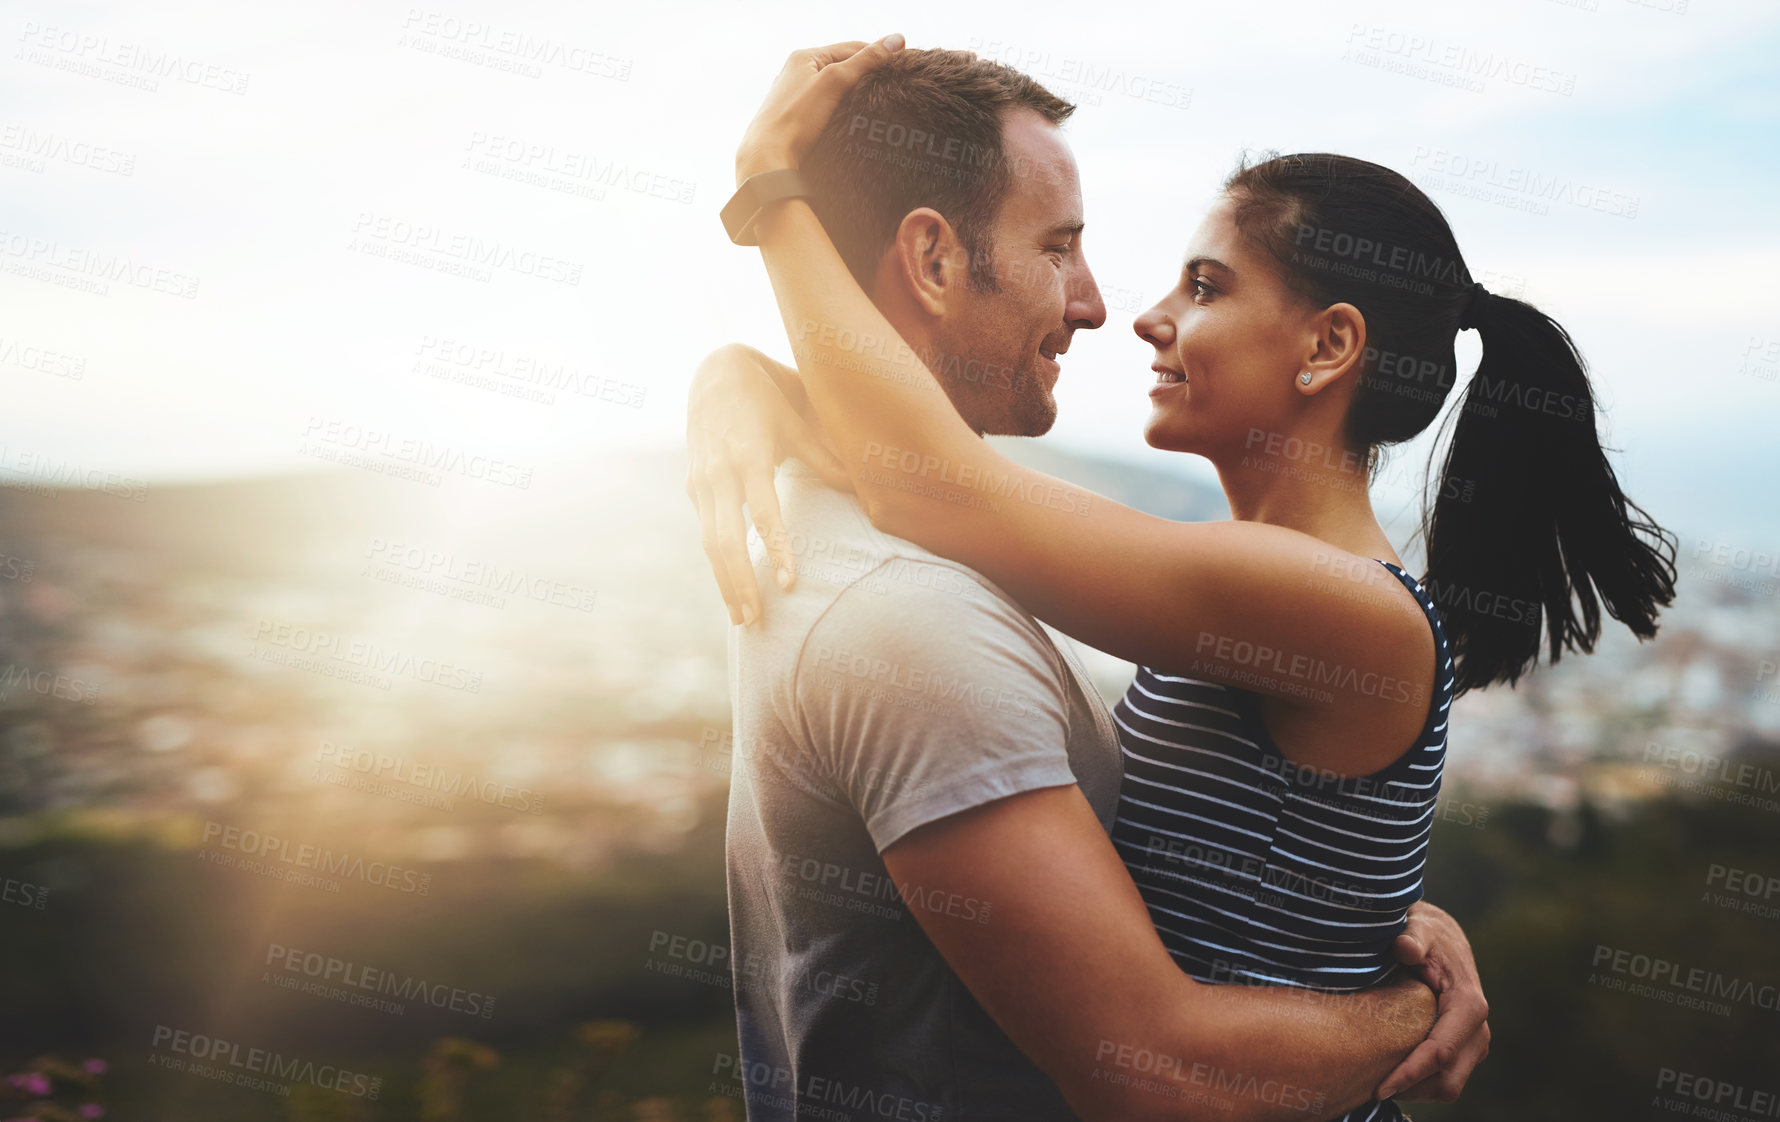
{"left": 684, "top": 35, "right": 1674, "bottom": 1122}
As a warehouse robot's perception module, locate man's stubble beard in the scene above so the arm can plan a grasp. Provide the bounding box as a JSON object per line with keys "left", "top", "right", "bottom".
{"left": 931, "top": 305, "right": 1058, "bottom": 438}
{"left": 928, "top": 351, "right": 1057, "bottom": 438}
{"left": 990, "top": 379, "right": 1058, "bottom": 437}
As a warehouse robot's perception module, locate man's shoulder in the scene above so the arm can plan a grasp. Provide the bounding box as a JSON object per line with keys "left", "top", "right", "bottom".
{"left": 797, "top": 557, "right": 1065, "bottom": 695}
{"left": 749, "top": 466, "right": 1069, "bottom": 704}
{"left": 775, "top": 462, "right": 1027, "bottom": 621}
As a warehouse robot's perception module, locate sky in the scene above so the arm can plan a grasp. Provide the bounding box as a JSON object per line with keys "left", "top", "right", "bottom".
{"left": 3, "top": 0, "right": 1777, "bottom": 543}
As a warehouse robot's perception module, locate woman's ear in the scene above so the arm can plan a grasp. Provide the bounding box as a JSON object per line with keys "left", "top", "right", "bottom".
{"left": 1297, "top": 302, "right": 1367, "bottom": 394}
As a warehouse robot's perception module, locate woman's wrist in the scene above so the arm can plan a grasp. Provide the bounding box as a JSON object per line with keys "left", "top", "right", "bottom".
{"left": 734, "top": 148, "right": 796, "bottom": 189}
{"left": 695, "top": 344, "right": 770, "bottom": 397}
{"left": 748, "top": 193, "right": 815, "bottom": 252}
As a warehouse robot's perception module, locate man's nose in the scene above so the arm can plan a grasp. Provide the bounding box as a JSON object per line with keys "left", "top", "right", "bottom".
{"left": 1065, "top": 264, "right": 1107, "bottom": 331}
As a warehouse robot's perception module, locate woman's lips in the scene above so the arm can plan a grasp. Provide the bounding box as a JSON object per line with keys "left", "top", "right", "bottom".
{"left": 1149, "top": 367, "right": 1187, "bottom": 398}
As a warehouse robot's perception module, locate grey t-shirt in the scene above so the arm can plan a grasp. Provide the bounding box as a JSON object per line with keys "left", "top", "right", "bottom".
{"left": 721, "top": 461, "right": 1122, "bottom": 1121}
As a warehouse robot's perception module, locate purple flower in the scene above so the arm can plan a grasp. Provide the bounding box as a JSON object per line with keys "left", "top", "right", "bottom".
{"left": 80, "top": 1105, "right": 105, "bottom": 1119}
{"left": 8, "top": 1073, "right": 51, "bottom": 1096}
{"left": 82, "top": 1059, "right": 108, "bottom": 1076}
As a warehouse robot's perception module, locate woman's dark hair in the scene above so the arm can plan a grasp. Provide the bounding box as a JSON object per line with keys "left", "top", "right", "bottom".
{"left": 1225, "top": 152, "right": 1676, "bottom": 694}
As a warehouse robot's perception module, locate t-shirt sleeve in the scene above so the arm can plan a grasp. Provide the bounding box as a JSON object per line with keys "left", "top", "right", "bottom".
{"left": 791, "top": 562, "right": 1079, "bottom": 853}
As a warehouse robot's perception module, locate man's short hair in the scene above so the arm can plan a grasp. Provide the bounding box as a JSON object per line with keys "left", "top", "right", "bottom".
{"left": 802, "top": 49, "right": 1074, "bottom": 293}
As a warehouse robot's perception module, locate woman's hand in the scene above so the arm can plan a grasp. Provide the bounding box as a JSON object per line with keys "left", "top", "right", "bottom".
{"left": 685, "top": 344, "right": 852, "bottom": 626}
{"left": 735, "top": 35, "right": 905, "bottom": 185}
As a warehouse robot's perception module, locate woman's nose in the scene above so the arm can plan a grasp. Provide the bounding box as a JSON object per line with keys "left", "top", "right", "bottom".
{"left": 1135, "top": 304, "right": 1172, "bottom": 348}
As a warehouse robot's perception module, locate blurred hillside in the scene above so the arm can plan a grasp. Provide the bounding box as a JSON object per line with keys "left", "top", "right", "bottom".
{"left": 0, "top": 445, "right": 1776, "bottom": 1120}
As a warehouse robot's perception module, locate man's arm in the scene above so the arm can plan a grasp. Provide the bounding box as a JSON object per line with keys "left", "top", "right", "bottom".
{"left": 794, "top": 578, "right": 1460, "bottom": 1122}
{"left": 883, "top": 784, "right": 1433, "bottom": 1122}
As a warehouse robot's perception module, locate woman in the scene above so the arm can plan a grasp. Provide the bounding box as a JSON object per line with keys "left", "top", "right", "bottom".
{"left": 693, "top": 39, "right": 1676, "bottom": 1121}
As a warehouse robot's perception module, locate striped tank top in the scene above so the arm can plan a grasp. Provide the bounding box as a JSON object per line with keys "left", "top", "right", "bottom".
{"left": 1109, "top": 560, "right": 1454, "bottom": 1122}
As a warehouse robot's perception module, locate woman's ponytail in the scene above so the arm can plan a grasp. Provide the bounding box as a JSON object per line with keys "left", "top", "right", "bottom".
{"left": 1224, "top": 152, "right": 1677, "bottom": 696}
{"left": 1422, "top": 288, "right": 1677, "bottom": 694}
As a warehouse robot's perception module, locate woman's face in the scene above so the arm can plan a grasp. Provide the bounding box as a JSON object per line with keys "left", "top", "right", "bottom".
{"left": 1135, "top": 194, "right": 1321, "bottom": 459}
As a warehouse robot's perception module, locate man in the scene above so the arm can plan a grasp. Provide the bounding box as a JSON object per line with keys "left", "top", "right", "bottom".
{"left": 687, "top": 47, "right": 1488, "bottom": 1122}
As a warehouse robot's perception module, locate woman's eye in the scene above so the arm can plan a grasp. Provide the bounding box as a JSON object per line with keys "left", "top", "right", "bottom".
{"left": 1190, "top": 276, "right": 1215, "bottom": 299}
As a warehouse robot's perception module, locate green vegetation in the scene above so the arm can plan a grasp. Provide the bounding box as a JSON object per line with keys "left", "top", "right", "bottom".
{"left": 2, "top": 791, "right": 1775, "bottom": 1120}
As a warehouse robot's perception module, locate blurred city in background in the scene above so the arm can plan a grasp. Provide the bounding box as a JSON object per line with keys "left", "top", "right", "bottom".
{"left": 4, "top": 0, "right": 1778, "bottom": 1118}
{"left": 1, "top": 444, "right": 1776, "bottom": 1119}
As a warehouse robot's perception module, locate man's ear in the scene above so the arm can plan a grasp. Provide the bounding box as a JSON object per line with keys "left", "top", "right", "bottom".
{"left": 1297, "top": 302, "right": 1368, "bottom": 395}
{"left": 890, "top": 207, "right": 967, "bottom": 318}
